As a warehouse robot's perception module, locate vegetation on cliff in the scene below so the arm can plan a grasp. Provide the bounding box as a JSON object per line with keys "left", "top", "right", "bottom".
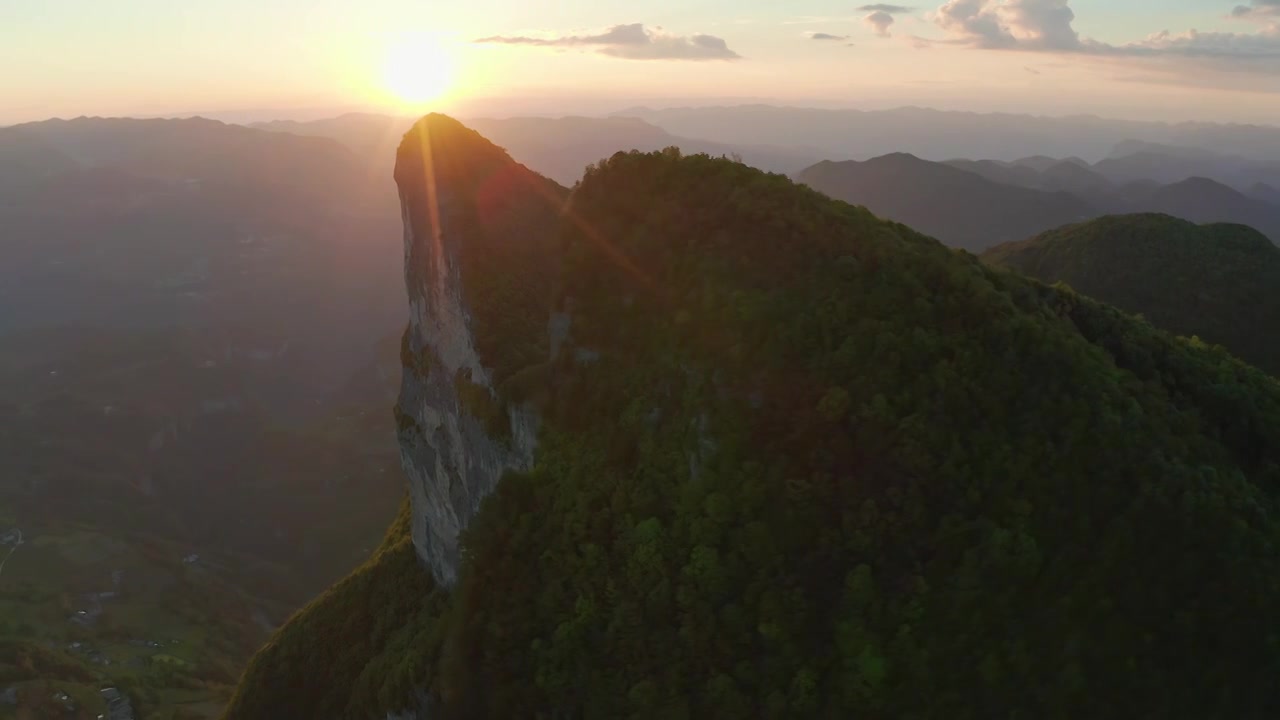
{"left": 982, "top": 213, "right": 1280, "bottom": 376}
{"left": 225, "top": 117, "right": 1280, "bottom": 720}
{"left": 223, "top": 499, "right": 447, "bottom": 718}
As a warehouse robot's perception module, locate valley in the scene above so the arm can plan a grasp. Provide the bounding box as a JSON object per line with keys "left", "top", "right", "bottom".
{"left": 0, "top": 118, "right": 408, "bottom": 718}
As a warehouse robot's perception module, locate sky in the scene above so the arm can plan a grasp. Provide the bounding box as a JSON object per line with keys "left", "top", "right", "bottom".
{"left": 3, "top": 0, "right": 1280, "bottom": 125}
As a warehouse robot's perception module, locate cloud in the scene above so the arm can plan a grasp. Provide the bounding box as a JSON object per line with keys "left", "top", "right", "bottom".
{"left": 928, "top": 0, "right": 1280, "bottom": 65}
{"left": 782, "top": 15, "right": 859, "bottom": 25}
{"left": 934, "top": 0, "right": 1081, "bottom": 50}
{"left": 935, "top": 0, "right": 1015, "bottom": 47}
{"left": 474, "top": 23, "right": 741, "bottom": 60}
{"left": 809, "top": 32, "right": 851, "bottom": 41}
{"left": 857, "top": 3, "right": 914, "bottom": 37}
{"left": 1116, "top": 27, "right": 1280, "bottom": 59}
{"left": 865, "top": 11, "right": 897, "bottom": 37}
{"left": 858, "top": 3, "right": 914, "bottom": 11}
{"left": 1231, "top": 0, "right": 1280, "bottom": 21}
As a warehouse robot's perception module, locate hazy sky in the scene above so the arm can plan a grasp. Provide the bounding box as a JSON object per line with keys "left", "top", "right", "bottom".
{"left": 4, "top": 0, "right": 1280, "bottom": 125}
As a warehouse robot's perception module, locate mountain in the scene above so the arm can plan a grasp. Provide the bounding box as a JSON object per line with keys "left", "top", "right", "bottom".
{"left": 253, "top": 113, "right": 824, "bottom": 186}
{"left": 469, "top": 116, "right": 825, "bottom": 184}
{"left": 1133, "top": 177, "right": 1280, "bottom": 241}
{"left": 1091, "top": 140, "right": 1280, "bottom": 191}
{"left": 1095, "top": 149, "right": 1230, "bottom": 186}
{"left": 1169, "top": 122, "right": 1280, "bottom": 161}
{"left": 1107, "top": 139, "right": 1225, "bottom": 162}
{"left": 1249, "top": 182, "right": 1280, "bottom": 205}
{"left": 943, "top": 159, "right": 1042, "bottom": 187}
{"left": 1038, "top": 160, "right": 1115, "bottom": 196}
{"left": 227, "top": 115, "right": 1280, "bottom": 720}
{"left": 3, "top": 117, "right": 370, "bottom": 209}
{"left": 797, "top": 153, "right": 1099, "bottom": 251}
{"left": 948, "top": 141, "right": 1280, "bottom": 205}
{"left": 983, "top": 214, "right": 1280, "bottom": 376}
{"left": 945, "top": 157, "right": 1117, "bottom": 204}
{"left": 1009, "top": 155, "right": 1090, "bottom": 172}
{"left": 615, "top": 104, "right": 1280, "bottom": 163}
{"left": 799, "top": 154, "right": 1280, "bottom": 250}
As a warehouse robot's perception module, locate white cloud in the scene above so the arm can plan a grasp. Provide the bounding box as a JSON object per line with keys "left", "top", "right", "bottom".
{"left": 934, "top": 0, "right": 1079, "bottom": 49}
{"left": 474, "top": 23, "right": 741, "bottom": 61}
{"left": 858, "top": 3, "right": 915, "bottom": 12}
{"left": 865, "top": 11, "right": 898, "bottom": 37}
{"left": 857, "top": 4, "right": 915, "bottom": 38}
{"left": 927, "top": 0, "right": 1280, "bottom": 68}
{"left": 1232, "top": 0, "right": 1280, "bottom": 22}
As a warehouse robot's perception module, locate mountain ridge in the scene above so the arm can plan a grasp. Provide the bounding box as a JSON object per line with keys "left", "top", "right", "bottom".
{"left": 613, "top": 104, "right": 1280, "bottom": 163}
{"left": 797, "top": 154, "right": 1098, "bottom": 251}
{"left": 799, "top": 152, "right": 1280, "bottom": 251}
{"left": 252, "top": 113, "right": 824, "bottom": 185}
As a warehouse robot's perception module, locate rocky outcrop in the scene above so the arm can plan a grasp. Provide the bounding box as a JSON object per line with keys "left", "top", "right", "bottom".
{"left": 392, "top": 115, "right": 564, "bottom": 585}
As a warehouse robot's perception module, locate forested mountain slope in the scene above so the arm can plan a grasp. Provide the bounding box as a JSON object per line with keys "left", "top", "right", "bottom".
{"left": 983, "top": 214, "right": 1280, "bottom": 376}
{"left": 226, "top": 115, "right": 1280, "bottom": 720}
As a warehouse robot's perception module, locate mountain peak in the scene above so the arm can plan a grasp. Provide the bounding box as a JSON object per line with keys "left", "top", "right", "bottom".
{"left": 1167, "top": 175, "right": 1244, "bottom": 195}
{"left": 392, "top": 113, "right": 564, "bottom": 584}
{"left": 867, "top": 151, "right": 924, "bottom": 164}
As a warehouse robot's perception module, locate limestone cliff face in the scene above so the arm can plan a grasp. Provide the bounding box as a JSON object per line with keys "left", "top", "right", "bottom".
{"left": 392, "top": 116, "right": 564, "bottom": 586}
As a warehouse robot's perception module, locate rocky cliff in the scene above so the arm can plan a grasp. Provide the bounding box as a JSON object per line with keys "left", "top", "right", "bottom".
{"left": 391, "top": 116, "right": 563, "bottom": 585}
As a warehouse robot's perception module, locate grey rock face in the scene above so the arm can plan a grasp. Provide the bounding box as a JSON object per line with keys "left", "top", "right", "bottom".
{"left": 393, "top": 163, "right": 540, "bottom": 588}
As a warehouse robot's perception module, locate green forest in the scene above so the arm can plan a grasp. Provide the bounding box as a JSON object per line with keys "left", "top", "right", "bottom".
{"left": 225, "top": 117, "right": 1280, "bottom": 720}
{"left": 982, "top": 213, "right": 1280, "bottom": 376}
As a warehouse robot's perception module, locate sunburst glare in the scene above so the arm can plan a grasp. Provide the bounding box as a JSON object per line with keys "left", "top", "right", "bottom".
{"left": 382, "top": 33, "right": 455, "bottom": 107}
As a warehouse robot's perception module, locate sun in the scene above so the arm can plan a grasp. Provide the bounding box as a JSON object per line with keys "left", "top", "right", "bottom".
{"left": 382, "top": 34, "right": 455, "bottom": 106}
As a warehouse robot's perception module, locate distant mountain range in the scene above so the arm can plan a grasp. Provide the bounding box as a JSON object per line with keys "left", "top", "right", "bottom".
{"left": 253, "top": 113, "right": 825, "bottom": 185}
{"left": 982, "top": 214, "right": 1280, "bottom": 376}
{"left": 613, "top": 105, "right": 1280, "bottom": 164}
{"left": 797, "top": 154, "right": 1098, "bottom": 252}
{"left": 252, "top": 110, "right": 1280, "bottom": 253}
{"left": 797, "top": 152, "right": 1280, "bottom": 252}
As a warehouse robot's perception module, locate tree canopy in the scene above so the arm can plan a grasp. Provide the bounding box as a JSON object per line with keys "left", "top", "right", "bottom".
{"left": 983, "top": 213, "right": 1280, "bottom": 376}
